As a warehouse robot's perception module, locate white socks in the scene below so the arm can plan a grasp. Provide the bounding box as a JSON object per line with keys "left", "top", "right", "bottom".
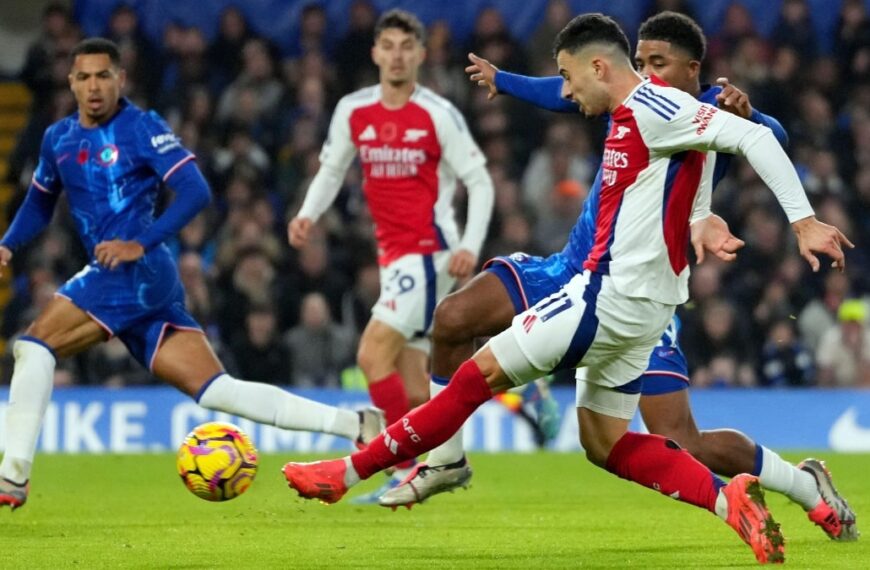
{"left": 342, "top": 457, "right": 360, "bottom": 487}
{"left": 756, "top": 445, "right": 820, "bottom": 510}
{"left": 421, "top": 378, "right": 465, "bottom": 466}
{"left": 0, "top": 339, "right": 56, "bottom": 484}
{"left": 197, "top": 374, "right": 360, "bottom": 441}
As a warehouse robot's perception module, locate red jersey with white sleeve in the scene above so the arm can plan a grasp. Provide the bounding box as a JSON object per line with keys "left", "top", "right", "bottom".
{"left": 584, "top": 76, "right": 813, "bottom": 305}
{"left": 299, "top": 85, "right": 488, "bottom": 266}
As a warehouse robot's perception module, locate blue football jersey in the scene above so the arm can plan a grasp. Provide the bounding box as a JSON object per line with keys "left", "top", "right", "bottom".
{"left": 32, "top": 98, "right": 194, "bottom": 256}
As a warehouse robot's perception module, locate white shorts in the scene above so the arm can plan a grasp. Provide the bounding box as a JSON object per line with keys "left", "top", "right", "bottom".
{"left": 371, "top": 251, "right": 456, "bottom": 353}
{"left": 489, "top": 270, "right": 674, "bottom": 417}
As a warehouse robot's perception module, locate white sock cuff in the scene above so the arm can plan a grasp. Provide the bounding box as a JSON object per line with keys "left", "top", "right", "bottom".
{"left": 15, "top": 336, "right": 57, "bottom": 364}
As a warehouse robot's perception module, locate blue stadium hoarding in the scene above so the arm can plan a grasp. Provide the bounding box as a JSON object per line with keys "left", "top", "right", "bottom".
{"left": 1, "top": 387, "right": 868, "bottom": 453}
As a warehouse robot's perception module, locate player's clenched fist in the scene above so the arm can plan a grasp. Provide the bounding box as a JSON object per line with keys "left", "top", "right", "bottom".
{"left": 448, "top": 249, "right": 477, "bottom": 279}
{"left": 94, "top": 239, "right": 145, "bottom": 270}
{"left": 288, "top": 217, "right": 313, "bottom": 249}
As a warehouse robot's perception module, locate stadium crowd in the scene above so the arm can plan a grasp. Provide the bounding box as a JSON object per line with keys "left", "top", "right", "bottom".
{"left": 3, "top": 0, "right": 870, "bottom": 389}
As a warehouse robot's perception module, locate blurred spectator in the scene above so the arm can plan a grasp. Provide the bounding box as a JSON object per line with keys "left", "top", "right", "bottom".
{"left": 816, "top": 300, "right": 870, "bottom": 387}
{"left": 771, "top": 0, "right": 817, "bottom": 61}
{"left": 285, "top": 292, "right": 355, "bottom": 388}
{"left": 104, "top": 4, "right": 161, "bottom": 104}
{"left": 798, "top": 271, "right": 851, "bottom": 352}
{"left": 231, "top": 303, "right": 291, "bottom": 383}
{"left": 216, "top": 38, "right": 284, "bottom": 124}
{"left": 209, "top": 6, "right": 254, "bottom": 89}
{"left": 291, "top": 4, "right": 329, "bottom": 57}
{"left": 534, "top": 179, "right": 585, "bottom": 253}
{"left": 527, "top": 0, "right": 572, "bottom": 68}
{"left": 334, "top": 0, "right": 377, "bottom": 93}
{"left": 88, "top": 338, "right": 153, "bottom": 386}
{"left": 758, "top": 319, "right": 814, "bottom": 387}
{"left": 522, "top": 121, "right": 593, "bottom": 220}
{"left": 835, "top": 0, "right": 870, "bottom": 81}
{"left": 684, "top": 298, "right": 756, "bottom": 386}
{"left": 178, "top": 251, "right": 216, "bottom": 327}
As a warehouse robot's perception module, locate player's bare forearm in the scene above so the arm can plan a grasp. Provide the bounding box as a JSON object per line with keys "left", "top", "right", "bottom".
{"left": 94, "top": 239, "right": 145, "bottom": 270}
{"left": 791, "top": 216, "right": 854, "bottom": 272}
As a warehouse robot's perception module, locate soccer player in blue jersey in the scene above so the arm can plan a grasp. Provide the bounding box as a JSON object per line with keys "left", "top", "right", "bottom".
{"left": 379, "top": 12, "right": 857, "bottom": 542}
{"left": 0, "top": 38, "right": 384, "bottom": 510}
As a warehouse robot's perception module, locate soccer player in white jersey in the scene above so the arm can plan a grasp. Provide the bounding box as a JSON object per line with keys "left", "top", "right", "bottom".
{"left": 380, "top": 10, "right": 856, "bottom": 545}
{"left": 287, "top": 10, "right": 494, "bottom": 501}
{"left": 284, "top": 14, "right": 853, "bottom": 564}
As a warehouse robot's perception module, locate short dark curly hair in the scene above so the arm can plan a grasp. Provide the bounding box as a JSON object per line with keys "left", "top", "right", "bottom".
{"left": 375, "top": 9, "right": 425, "bottom": 43}
{"left": 638, "top": 11, "right": 706, "bottom": 61}
{"left": 552, "top": 13, "right": 631, "bottom": 59}
{"left": 70, "top": 37, "right": 121, "bottom": 67}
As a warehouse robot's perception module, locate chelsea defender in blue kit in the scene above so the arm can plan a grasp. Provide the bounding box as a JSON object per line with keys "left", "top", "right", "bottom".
{"left": 0, "top": 38, "right": 384, "bottom": 509}
{"left": 381, "top": 12, "right": 857, "bottom": 542}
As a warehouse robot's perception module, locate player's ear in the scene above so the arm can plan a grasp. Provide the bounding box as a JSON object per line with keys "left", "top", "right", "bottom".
{"left": 687, "top": 59, "right": 701, "bottom": 81}
{"left": 118, "top": 67, "right": 127, "bottom": 90}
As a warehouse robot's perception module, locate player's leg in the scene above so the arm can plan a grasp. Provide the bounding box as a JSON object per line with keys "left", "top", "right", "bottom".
{"left": 639, "top": 338, "right": 855, "bottom": 540}
{"left": 577, "top": 384, "right": 785, "bottom": 564}
{"left": 641, "top": 387, "right": 855, "bottom": 540}
{"left": 0, "top": 296, "right": 107, "bottom": 507}
{"left": 357, "top": 318, "right": 413, "bottom": 426}
{"left": 150, "top": 329, "right": 382, "bottom": 444}
{"left": 395, "top": 344, "right": 429, "bottom": 408}
{"left": 377, "top": 270, "right": 515, "bottom": 507}
{"left": 283, "top": 270, "right": 595, "bottom": 503}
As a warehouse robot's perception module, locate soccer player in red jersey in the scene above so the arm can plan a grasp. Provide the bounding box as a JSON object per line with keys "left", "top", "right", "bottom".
{"left": 288, "top": 10, "right": 493, "bottom": 500}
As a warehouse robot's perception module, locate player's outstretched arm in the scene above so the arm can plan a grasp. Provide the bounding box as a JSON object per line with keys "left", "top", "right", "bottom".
{"left": 466, "top": 53, "right": 578, "bottom": 113}
{"left": 715, "top": 78, "right": 788, "bottom": 147}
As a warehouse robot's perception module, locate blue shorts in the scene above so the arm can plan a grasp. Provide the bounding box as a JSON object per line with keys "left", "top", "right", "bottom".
{"left": 484, "top": 252, "right": 575, "bottom": 312}
{"left": 57, "top": 245, "right": 201, "bottom": 371}
{"left": 485, "top": 252, "right": 689, "bottom": 396}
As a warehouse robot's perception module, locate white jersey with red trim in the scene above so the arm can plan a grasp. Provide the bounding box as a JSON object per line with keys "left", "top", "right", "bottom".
{"left": 317, "top": 85, "right": 486, "bottom": 265}
{"left": 582, "top": 76, "right": 730, "bottom": 305}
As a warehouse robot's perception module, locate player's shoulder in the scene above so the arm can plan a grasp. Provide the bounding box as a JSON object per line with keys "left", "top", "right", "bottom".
{"left": 44, "top": 114, "right": 77, "bottom": 142}
{"left": 626, "top": 78, "right": 703, "bottom": 124}
{"left": 412, "top": 86, "right": 467, "bottom": 131}
{"left": 337, "top": 85, "right": 381, "bottom": 111}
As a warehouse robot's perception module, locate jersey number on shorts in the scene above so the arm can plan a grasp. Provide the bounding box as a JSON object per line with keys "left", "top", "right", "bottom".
{"left": 534, "top": 291, "right": 573, "bottom": 322}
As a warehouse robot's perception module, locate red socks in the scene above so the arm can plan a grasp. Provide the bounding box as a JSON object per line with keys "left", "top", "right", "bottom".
{"left": 605, "top": 432, "right": 725, "bottom": 512}
{"left": 352, "top": 359, "right": 492, "bottom": 479}
{"left": 368, "top": 371, "right": 410, "bottom": 425}
{"left": 368, "top": 371, "right": 414, "bottom": 469}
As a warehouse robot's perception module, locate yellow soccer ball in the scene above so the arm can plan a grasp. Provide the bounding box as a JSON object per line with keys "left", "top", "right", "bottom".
{"left": 176, "top": 421, "right": 259, "bottom": 502}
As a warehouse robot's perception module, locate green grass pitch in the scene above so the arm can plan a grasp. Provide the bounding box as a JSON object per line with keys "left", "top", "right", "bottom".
{"left": 0, "top": 452, "right": 867, "bottom": 568}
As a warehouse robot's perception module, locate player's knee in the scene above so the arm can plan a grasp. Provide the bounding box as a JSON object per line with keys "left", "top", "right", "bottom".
{"left": 432, "top": 294, "right": 473, "bottom": 344}
{"left": 647, "top": 423, "right": 700, "bottom": 455}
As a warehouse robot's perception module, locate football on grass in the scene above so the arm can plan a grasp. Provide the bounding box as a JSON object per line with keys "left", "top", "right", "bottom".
{"left": 176, "top": 421, "right": 259, "bottom": 501}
